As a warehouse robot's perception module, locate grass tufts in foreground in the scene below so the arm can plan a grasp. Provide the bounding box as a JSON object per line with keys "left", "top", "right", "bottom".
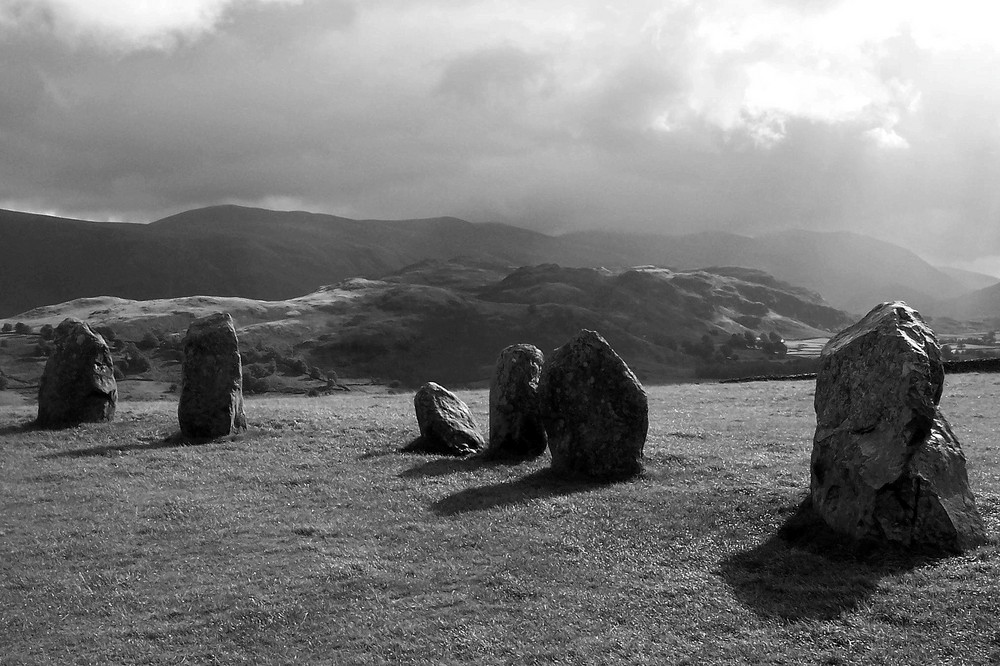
{"left": 2, "top": 377, "right": 999, "bottom": 665}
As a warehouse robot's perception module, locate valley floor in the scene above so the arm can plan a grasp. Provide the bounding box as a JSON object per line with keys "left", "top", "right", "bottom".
{"left": 1, "top": 379, "right": 999, "bottom": 665}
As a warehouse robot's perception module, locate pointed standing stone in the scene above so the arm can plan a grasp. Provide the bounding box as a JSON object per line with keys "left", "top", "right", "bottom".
{"left": 178, "top": 312, "right": 247, "bottom": 438}
{"left": 811, "top": 301, "right": 986, "bottom": 553}
{"left": 485, "top": 344, "right": 547, "bottom": 460}
{"left": 538, "top": 329, "right": 648, "bottom": 481}
{"left": 37, "top": 318, "right": 117, "bottom": 427}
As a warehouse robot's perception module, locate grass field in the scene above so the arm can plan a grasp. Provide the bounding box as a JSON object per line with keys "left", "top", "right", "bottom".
{"left": 2, "top": 377, "right": 999, "bottom": 665}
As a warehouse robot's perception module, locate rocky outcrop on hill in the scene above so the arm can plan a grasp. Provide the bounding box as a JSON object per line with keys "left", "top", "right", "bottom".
{"left": 811, "top": 301, "right": 986, "bottom": 553}
{"left": 539, "top": 330, "right": 648, "bottom": 480}
{"left": 407, "top": 382, "right": 486, "bottom": 456}
{"left": 37, "top": 318, "right": 117, "bottom": 426}
{"left": 178, "top": 312, "right": 247, "bottom": 438}
{"left": 485, "top": 344, "right": 547, "bottom": 459}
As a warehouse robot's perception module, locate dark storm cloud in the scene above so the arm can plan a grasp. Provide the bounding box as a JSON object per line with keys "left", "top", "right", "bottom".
{"left": 0, "top": 0, "right": 999, "bottom": 272}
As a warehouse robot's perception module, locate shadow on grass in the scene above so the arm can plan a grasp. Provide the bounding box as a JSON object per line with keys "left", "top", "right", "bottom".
{"left": 44, "top": 431, "right": 218, "bottom": 459}
{"left": 431, "top": 468, "right": 603, "bottom": 516}
{"left": 0, "top": 420, "right": 115, "bottom": 435}
{"left": 719, "top": 497, "right": 936, "bottom": 622}
{"left": 0, "top": 420, "right": 41, "bottom": 436}
{"left": 399, "top": 454, "right": 511, "bottom": 478}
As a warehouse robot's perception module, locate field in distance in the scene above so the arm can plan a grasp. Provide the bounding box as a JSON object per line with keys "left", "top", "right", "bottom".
{"left": 2, "top": 378, "right": 999, "bottom": 664}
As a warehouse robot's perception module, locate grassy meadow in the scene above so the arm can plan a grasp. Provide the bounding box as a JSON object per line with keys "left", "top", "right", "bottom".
{"left": 2, "top": 376, "right": 999, "bottom": 665}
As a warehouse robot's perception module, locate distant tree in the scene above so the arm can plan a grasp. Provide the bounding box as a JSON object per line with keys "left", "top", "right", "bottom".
{"left": 942, "top": 344, "right": 957, "bottom": 361}
{"left": 39, "top": 324, "right": 54, "bottom": 340}
{"left": 245, "top": 362, "right": 275, "bottom": 380}
{"left": 743, "top": 331, "right": 758, "bottom": 348}
{"left": 683, "top": 334, "right": 716, "bottom": 361}
{"left": 243, "top": 374, "right": 271, "bottom": 395}
{"left": 34, "top": 340, "right": 54, "bottom": 357}
{"left": 761, "top": 337, "right": 787, "bottom": 356}
{"left": 1, "top": 323, "right": 12, "bottom": 333}
{"left": 137, "top": 330, "right": 160, "bottom": 351}
{"left": 13, "top": 322, "right": 30, "bottom": 335}
{"left": 119, "top": 342, "right": 151, "bottom": 374}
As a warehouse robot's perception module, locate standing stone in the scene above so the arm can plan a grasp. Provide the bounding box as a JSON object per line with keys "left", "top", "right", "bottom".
{"left": 811, "top": 301, "right": 986, "bottom": 553}
{"left": 485, "top": 344, "right": 547, "bottom": 460}
{"left": 37, "top": 318, "right": 117, "bottom": 426}
{"left": 178, "top": 312, "right": 247, "bottom": 438}
{"left": 407, "top": 382, "right": 485, "bottom": 456}
{"left": 538, "top": 330, "right": 648, "bottom": 480}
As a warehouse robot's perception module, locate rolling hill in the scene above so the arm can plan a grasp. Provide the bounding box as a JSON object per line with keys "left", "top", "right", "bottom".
{"left": 0, "top": 204, "right": 985, "bottom": 318}
{"left": 4, "top": 260, "right": 850, "bottom": 385}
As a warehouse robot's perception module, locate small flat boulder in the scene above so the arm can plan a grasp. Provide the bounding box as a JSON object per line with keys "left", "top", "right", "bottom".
{"left": 485, "top": 344, "right": 547, "bottom": 459}
{"left": 178, "top": 312, "right": 247, "bottom": 439}
{"left": 538, "top": 329, "right": 648, "bottom": 480}
{"left": 407, "top": 382, "right": 485, "bottom": 456}
{"left": 37, "top": 318, "right": 117, "bottom": 427}
{"left": 811, "top": 301, "right": 986, "bottom": 553}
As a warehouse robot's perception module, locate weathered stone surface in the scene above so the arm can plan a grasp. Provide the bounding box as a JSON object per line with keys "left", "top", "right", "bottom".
{"left": 538, "top": 329, "right": 648, "bottom": 480}
{"left": 178, "top": 312, "right": 247, "bottom": 438}
{"left": 485, "top": 344, "right": 546, "bottom": 459}
{"left": 811, "top": 301, "right": 986, "bottom": 553}
{"left": 37, "top": 318, "right": 117, "bottom": 426}
{"left": 407, "top": 382, "right": 485, "bottom": 456}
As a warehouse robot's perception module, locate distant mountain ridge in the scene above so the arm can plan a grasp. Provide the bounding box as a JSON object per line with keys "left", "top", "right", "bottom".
{"left": 0, "top": 204, "right": 987, "bottom": 318}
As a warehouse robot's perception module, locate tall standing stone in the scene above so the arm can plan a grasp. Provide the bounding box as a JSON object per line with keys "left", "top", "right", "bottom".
{"left": 178, "top": 312, "right": 247, "bottom": 438}
{"left": 406, "top": 382, "right": 486, "bottom": 456}
{"left": 485, "top": 344, "right": 547, "bottom": 460}
{"left": 37, "top": 318, "right": 117, "bottom": 427}
{"left": 811, "top": 301, "right": 986, "bottom": 553}
{"left": 538, "top": 330, "right": 648, "bottom": 480}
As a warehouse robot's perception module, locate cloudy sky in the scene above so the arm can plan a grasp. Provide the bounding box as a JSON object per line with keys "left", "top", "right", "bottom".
{"left": 2, "top": 0, "right": 1000, "bottom": 272}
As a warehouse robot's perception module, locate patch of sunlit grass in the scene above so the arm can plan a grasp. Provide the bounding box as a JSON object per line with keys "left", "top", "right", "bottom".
{"left": 1, "top": 377, "right": 998, "bottom": 664}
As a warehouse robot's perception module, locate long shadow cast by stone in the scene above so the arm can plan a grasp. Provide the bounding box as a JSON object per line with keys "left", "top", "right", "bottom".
{"left": 719, "top": 497, "right": 937, "bottom": 622}
{"left": 0, "top": 421, "right": 42, "bottom": 436}
{"left": 400, "top": 454, "right": 516, "bottom": 479}
{"left": 44, "top": 431, "right": 217, "bottom": 459}
{"left": 431, "top": 468, "right": 604, "bottom": 516}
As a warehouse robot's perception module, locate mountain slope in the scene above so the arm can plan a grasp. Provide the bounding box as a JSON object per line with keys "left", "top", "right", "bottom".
{"left": 0, "top": 205, "right": 565, "bottom": 317}
{"left": 0, "top": 205, "right": 974, "bottom": 318}
{"left": 934, "top": 281, "right": 1000, "bottom": 323}
{"left": 936, "top": 266, "right": 1000, "bottom": 293}
{"left": 558, "top": 228, "right": 971, "bottom": 315}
